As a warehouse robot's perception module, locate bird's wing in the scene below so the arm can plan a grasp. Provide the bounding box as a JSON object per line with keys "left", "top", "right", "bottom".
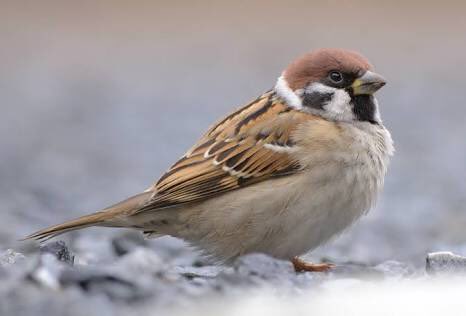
{"left": 135, "top": 91, "right": 318, "bottom": 213}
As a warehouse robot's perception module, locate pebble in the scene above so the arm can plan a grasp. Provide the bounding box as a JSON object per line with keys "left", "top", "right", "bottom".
{"left": 426, "top": 251, "right": 466, "bottom": 274}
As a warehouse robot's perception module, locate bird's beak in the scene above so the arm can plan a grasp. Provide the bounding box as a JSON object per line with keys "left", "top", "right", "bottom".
{"left": 351, "top": 71, "right": 386, "bottom": 95}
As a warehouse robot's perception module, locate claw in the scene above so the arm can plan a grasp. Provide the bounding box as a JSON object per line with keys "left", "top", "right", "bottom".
{"left": 292, "top": 256, "right": 335, "bottom": 272}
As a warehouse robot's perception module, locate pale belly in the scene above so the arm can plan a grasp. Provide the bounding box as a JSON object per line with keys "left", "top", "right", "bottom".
{"left": 149, "top": 160, "right": 381, "bottom": 262}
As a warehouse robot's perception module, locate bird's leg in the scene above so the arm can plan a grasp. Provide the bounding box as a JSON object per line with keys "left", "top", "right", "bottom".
{"left": 291, "top": 256, "right": 335, "bottom": 272}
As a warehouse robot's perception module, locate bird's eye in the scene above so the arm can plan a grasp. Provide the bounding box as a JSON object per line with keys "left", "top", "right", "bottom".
{"left": 329, "top": 71, "right": 343, "bottom": 83}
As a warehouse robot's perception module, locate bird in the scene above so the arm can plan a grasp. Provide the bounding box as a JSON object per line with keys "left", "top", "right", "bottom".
{"left": 26, "top": 48, "right": 394, "bottom": 272}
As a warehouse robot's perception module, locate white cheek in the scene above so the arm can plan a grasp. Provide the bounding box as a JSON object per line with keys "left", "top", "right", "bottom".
{"left": 305, "top": 83, "right": 354, "bottom": 122}
{"left": 324, "top": 89, "right": 353, "bottom": 119}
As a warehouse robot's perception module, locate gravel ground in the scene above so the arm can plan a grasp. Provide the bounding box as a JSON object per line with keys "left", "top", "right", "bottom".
{"left": 1, "top": 238, "right": 466, "bottom": 316}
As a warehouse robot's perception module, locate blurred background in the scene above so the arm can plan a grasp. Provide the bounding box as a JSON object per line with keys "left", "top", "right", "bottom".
{"left": 1, "top": 0, "right": 466, "bottom": 266}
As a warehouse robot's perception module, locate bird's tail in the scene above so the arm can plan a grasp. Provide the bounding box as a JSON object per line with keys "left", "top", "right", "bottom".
{"left": 24, "top": 191, "right": 152, "bottom": 242}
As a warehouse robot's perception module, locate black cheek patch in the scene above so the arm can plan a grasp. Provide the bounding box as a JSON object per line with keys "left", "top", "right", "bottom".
{"left": 352, "top": 95, "right": 378, "bottom": 124}
{"left": 302, "top": 91, "right": 333, "bottom": 110}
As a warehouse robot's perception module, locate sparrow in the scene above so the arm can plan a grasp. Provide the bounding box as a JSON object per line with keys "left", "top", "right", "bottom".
{"left": 26, "top": 48, "right": 394, "bottom": 272}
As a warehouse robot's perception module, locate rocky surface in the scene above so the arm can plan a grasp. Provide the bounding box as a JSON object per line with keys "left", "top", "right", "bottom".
{"left": 3, "top": 235, "right": 466, "bottom": 316}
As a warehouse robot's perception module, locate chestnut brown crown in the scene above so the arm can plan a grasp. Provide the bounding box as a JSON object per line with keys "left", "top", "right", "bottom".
{"left": 283, "top": 48, "right": 373, "bottom": 91}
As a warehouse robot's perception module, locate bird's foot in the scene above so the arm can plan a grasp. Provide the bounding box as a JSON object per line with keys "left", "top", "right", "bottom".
{"left": 291, "top": 256, "right": 335, "bottom": 273}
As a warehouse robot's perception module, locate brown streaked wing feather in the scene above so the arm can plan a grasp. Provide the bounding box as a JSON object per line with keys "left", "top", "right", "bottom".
{"left": 136, "top": 93, "right": 317, "bottom": 213}
{"left": 184, "top": 91, "right": 274, "bottom": 157}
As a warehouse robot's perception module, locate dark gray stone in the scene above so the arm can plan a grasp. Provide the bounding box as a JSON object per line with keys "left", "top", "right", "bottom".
{"left": 40, "top": 241, "right": 75, "bottom": 265}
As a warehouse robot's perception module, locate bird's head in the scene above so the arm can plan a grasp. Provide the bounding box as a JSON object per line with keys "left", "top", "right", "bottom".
{"left": 275, "top": 48, "right": 386, "bottom": 124}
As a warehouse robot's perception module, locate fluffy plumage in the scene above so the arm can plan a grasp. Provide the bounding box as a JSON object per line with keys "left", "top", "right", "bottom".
{"left": 26, "top": 48, "right": 393, "bottom": 267}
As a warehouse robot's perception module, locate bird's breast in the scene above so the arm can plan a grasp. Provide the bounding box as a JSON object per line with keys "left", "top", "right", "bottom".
{"left": 279, "top": 122, "right": 393, "bottom": 256}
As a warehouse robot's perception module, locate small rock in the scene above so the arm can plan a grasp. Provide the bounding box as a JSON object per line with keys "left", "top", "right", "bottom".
{"left": 0, "top": 249, "right": 25, "bottom": 267}
{"left": 40, "top": 241, "right": 75, "bottom": 265}
{"left": 426, "top": 251, "right": 466, "bottom": 274}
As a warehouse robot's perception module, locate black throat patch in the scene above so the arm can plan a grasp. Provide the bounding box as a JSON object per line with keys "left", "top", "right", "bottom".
{"left": 302, "top": 91, "right": 333, "bottom": 110}
{"left": 351, "top": 94, "right": 378, "bottom": 124}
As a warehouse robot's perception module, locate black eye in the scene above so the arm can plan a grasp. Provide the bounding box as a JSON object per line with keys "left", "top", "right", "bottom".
{"left": 329, "top": 71, "right": 343, "bottom": 83}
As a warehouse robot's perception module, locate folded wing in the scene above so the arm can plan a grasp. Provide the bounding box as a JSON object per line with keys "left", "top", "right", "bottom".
{"left": 136, "top": 91, "right": 317, "bottom": 213}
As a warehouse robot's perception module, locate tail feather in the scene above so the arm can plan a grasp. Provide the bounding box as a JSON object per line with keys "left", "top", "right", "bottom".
{"left": 24, "top": 212, "right": 110, "bottom": 242}
{"left": 24, "top": 191, "right": 153, "bottom": 242}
